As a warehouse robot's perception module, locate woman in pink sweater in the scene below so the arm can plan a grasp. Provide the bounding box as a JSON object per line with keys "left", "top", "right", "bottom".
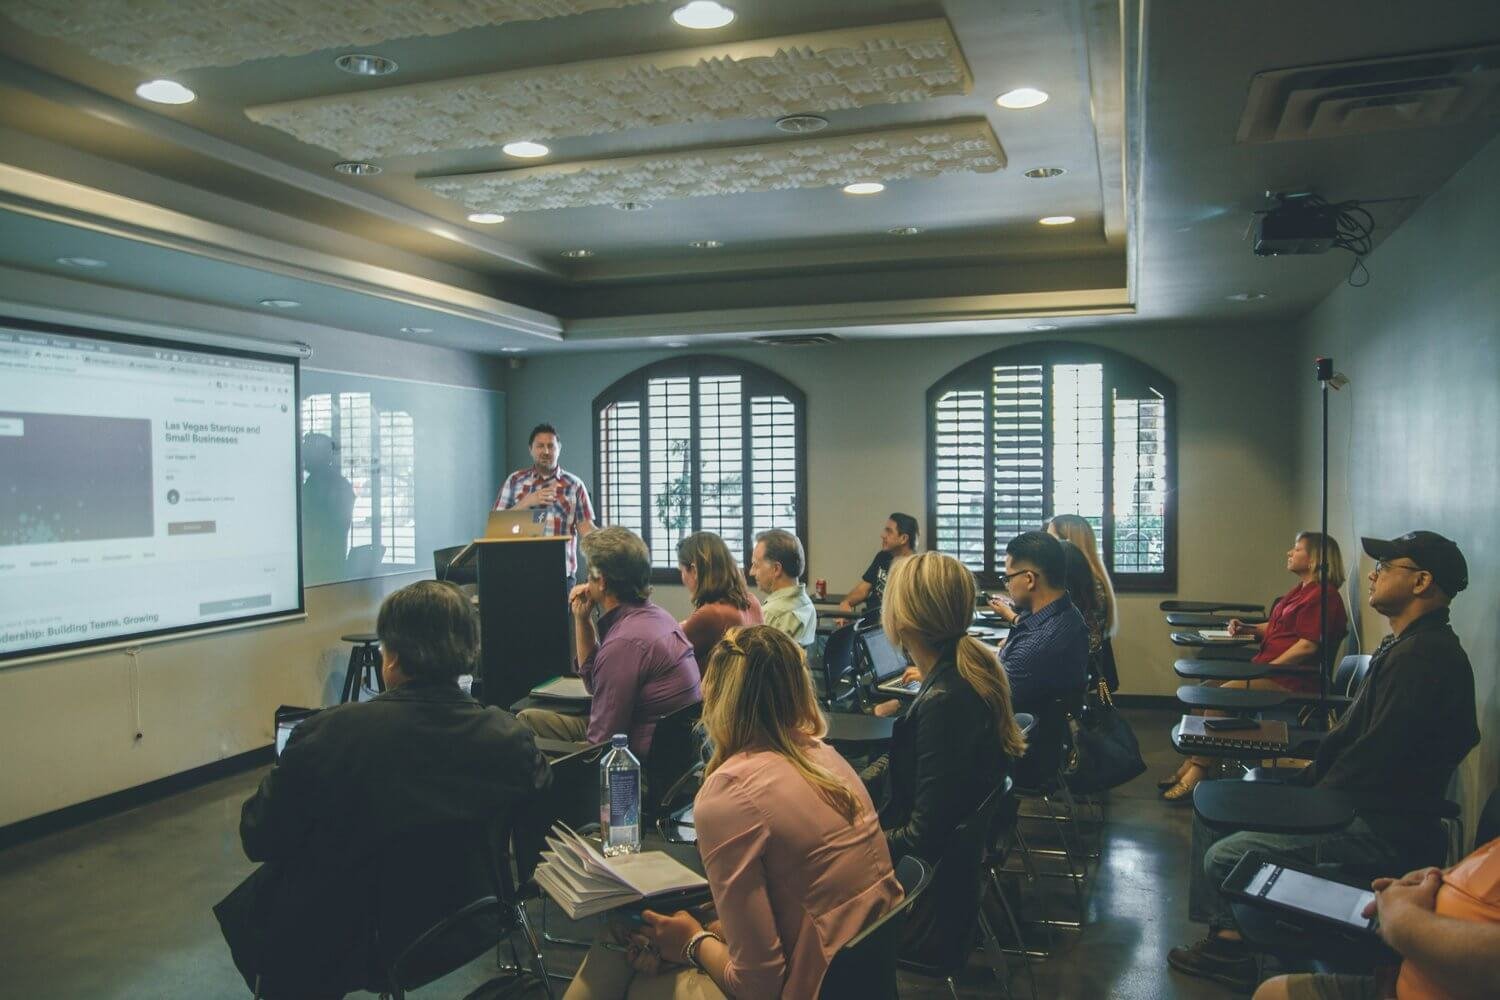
{"left": 565, "top": 626, "right": 902, "bottom": 999}
{"left": 676, "top": 532, "right": 762, "bottom": 674}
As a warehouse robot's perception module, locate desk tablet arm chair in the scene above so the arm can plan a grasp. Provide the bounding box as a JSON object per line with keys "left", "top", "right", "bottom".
{"left": 1165, "top": 611, "right": 1269, "bottom": 628}
{"left": 816, "top": 623, "right": 863, "bottom": 711}
{"left": 1161, "top": 599, "right": 1266, "bottom": 615}
{"left": 896, "top": 782, "right": 1026, "bottom": 1000}
{"left": 819, "top": 855, "right": 933, "bottom": 1000}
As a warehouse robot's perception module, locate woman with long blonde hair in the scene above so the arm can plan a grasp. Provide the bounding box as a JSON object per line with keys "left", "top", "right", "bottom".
{"left": 864, "top": 551, "right": 1027, "bottom": 965}
{"left": 565, "top": 626, "right": 901, "bottom": 1000}
{"left": 1046, "top": 514, "right": 1118, "bottom": 640}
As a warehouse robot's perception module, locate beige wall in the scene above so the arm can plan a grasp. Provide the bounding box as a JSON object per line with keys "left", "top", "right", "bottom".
{"left": 0, "top": 272, "right": 508, "bottom": 827}
{"left": 507, "top": 323, "right": 1305, "bottom": 697}
{"left": 1293, "top": 131, "right": 1500, "bottom": 836}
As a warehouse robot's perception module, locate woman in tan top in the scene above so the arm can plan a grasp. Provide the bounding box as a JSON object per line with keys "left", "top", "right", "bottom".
{"left": 565, "top": 626, "right": 903, "bottom": 999}
{"left": 676, "top": 532, "right": 762, "bottom": 673}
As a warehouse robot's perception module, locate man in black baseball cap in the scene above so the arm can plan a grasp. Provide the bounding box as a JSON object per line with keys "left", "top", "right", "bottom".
{"left": 1361, "top": 530, "right": 1469, "bottom": 601}
{"left": 1170, "top": 528, "right": 1478, "bottom": 992}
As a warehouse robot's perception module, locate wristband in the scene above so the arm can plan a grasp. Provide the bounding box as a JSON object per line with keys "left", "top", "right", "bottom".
{"left": 684, "top": 929, "right": 722, "bottom": 971}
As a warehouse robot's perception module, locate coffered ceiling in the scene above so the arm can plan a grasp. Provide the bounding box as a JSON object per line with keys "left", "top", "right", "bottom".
{"left": 0, "top": 0, "right": 1496, "bottom": 354}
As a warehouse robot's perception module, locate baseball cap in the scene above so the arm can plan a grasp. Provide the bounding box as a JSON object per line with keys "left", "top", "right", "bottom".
{"left": 1362, "top": 531, "right": 1468, "bottom": 598}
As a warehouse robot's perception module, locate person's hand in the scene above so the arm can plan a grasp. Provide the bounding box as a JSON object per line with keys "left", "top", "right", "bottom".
{"left": 1368, "top": 868, "right": 1442, "bottom": 946}
{"left": 1227, "top": 618, "right": 1258, "bottom": 637}
{"left": 522, "top": 485, "right": 558, "bottom": 509}
{"left": 900, "top": 666, "right": 921, "bottom": 684}
{"left": 873, "top": 698, "right": 902, "bottom": 718}
{"left": 836, "top": 600, "right": 853, "bottom": 612}
{"left": 625, "top": 930, "right": 664, "bottom": 975}
{"left": 1364, "top": 867, "right": 1442, "bottom": 917}
{"left": 640, "top": 909, "right": 704, "bottom": 964}
{"left": 569, "top": 583, "right": 594, "bottom": 619}
{"left": 988, "top": 596, "right": 1017, "bottom": 621}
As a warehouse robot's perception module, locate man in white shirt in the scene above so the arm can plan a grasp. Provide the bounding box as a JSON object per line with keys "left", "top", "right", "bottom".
{"left": 750, "top": 529, "right": 816, "bottom": 646}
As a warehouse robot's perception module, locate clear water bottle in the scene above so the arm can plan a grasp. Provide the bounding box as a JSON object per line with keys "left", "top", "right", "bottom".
{"left": 600, "top": 734, "right": 642, "bottom": 856}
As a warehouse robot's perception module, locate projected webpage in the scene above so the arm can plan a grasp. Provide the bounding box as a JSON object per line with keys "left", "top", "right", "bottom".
{"left": 0, "top": 324, "right": 301, "bottom": 661}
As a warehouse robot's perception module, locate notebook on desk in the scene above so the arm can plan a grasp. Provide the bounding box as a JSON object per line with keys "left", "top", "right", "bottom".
{"left": 1177, "top": 715, "right": 1290, "bottom": 753}
{"left": 529, "top": 676, "right": 590, "bottom": 701}
{"left": 1196, "top": 629, "right": 1256, "bottom": 643}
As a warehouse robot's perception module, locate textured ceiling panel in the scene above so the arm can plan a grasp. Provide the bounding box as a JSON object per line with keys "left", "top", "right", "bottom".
{"left": 245, "top": 20, "right": 972, "bottom": 159}
{"left": 421, "top": 120, "right": 1005, "bottom": 213}
{"left": 1, "top": 0, "right": 667, "bottom": 73}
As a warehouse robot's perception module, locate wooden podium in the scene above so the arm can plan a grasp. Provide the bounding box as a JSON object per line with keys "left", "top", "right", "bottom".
{"left": 465, "top": 536, "right": 572, "bottom": 710}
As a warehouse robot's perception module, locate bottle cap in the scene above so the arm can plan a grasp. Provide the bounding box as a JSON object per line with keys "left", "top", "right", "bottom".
{"left": 611, "top": 734, "right": 628, "bottom": 747}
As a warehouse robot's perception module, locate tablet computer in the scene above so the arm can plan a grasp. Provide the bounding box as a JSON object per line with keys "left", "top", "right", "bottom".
{"left": 274, "top": 705, "right": 319, "bottom": 758}
{"left": 1222, "top": 851, "right": 1380, "bottom": 939}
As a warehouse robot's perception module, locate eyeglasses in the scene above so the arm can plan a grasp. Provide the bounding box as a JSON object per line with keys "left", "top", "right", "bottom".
{"left": 1372, "top": 560, "right": 1423, "bottom": 576}
{"left": 999, "top": 569, "right": 1034, "bottom": 584}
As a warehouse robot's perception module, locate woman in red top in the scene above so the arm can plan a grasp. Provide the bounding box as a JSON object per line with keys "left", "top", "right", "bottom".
{"left": 676, "top": 532, "right": 763, "bottom": 673}
{"left": 1161, "top": 532, "right": 1348, "bottom": 800}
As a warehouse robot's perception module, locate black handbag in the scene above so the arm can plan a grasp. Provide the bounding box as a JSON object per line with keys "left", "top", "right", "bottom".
{"left": 1065, "top": 682, "right": 1146, "bottom": 793}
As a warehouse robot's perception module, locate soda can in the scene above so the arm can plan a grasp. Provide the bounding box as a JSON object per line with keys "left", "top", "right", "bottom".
{"left": 815, "top": 579, "right": 827, "bottom": 599}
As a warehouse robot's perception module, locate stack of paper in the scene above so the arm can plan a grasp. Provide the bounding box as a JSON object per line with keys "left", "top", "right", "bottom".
{"left": 533, "top": 823, "right": 708, "bottom": 919}
{"left": 529, "top": 676, "right": 591, "bottom": 701}
{"left": 1197, "top": 629, "right": 1255, "bottom": 643}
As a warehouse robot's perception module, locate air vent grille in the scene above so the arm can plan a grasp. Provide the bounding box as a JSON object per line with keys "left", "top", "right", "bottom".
{"left": 1236, "top": 44, "right": 1500, "bottom": 144}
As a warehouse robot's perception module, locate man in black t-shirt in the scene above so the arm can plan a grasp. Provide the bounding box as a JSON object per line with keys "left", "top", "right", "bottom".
{"left": 837, "top": 512, "right": 919, "bottom": 616}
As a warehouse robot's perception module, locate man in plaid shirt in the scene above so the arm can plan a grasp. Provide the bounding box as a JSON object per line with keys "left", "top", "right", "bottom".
{"left": 494, "top": 423, "right": 596, "bottom": 584}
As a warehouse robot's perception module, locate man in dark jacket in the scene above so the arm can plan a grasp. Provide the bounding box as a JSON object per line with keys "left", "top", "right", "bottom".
{"left": 1168, "top": 531, "right": 1478, "bottom": 993}
{"left": 214, "top": 581, "right": 552, "bottom": 999}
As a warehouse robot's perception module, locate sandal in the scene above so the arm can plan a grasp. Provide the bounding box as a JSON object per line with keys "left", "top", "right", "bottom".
{"left": 1162, "top": 779, "right": 1197, "bottom": 802}
{"left": 1157, "top": 762, "right": 1190, "bottom": 789}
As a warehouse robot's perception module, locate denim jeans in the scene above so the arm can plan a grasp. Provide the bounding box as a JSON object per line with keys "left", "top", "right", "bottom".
{"left": 1188, "top": 813, "right": 1402, "bottom": 929}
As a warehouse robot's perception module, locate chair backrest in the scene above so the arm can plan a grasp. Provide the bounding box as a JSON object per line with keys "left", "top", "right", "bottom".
{"left": 645, "top": 700, "right": 704, "bottom": 820}
{"left": 543, "top": 741, "right": 610, "bottom": 834}
{"left": 1013, "top": 695, "right": 1070, "bottom": 791}
{"left": 1475, "top": 786, "right": 1500, "bottom": 847}
{"left": 895, "top": 780, "right": 1010, "bottom": 976}
{"left": 373, "top": 820, "right": 516, "bottom": 995}
{"left": 819, "top": 855, "right": 933, "bottom": 999}
{"left": 433, "top": 544, "right": 477, "bottom": 585}
{"left": 819, "top": 623, "right": 858, "bottom": 696}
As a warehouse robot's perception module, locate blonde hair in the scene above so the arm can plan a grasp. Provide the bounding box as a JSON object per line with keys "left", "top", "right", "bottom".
{"left": 880, "top": 552, "right": 1027, "bottom": 760}
{"left": 700, "top": 626, "right": 863, "bottom": 824}
{"left": 1296, "top": 532, "right": 1347, "bottom": 589}
{"left": 1047, "top": 514, "right": 1117, "bottom": 638}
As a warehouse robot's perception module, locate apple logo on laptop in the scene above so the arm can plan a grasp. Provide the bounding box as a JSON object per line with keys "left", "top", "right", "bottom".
{"left": 510, "top": 524, "right": 521, "bottom": 535}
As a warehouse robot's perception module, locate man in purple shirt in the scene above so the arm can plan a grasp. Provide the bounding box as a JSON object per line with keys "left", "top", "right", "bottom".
{"left": 518, "top": 526, "right": 700, "bottom": 758}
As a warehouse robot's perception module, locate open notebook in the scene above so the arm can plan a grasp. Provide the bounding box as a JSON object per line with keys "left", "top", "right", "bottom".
{"left": 533, "top": 823, "right": 708, "bottom": 919}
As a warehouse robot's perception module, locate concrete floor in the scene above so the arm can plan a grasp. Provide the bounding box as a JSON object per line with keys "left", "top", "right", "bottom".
{"left": 0, "top": 709, "right": 1233, "bottom": 999}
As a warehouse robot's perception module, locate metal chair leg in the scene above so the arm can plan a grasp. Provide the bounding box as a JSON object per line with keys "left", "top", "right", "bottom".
{"left": 978, "top": 909, "right": 1015, "bottom": 999}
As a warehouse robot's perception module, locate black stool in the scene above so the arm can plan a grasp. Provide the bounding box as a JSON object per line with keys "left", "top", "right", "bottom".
{"left": 340, "top": 633, "right": 384, "bottom": 703}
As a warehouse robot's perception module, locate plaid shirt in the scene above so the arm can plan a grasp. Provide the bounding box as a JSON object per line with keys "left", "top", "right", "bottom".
{"left": 494, "top": 465, "right": 594, "bottom": 576}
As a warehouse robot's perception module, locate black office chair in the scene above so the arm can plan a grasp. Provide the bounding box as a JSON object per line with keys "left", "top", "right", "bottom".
{"left": 373, "top": 820, "right": 554, "bottom": 1000}
{"left": 897, "top": 782, "right": 1020, "bottom": 999}
{"left": 816, "top": 623, "right": 861, "bottom": 710}
{"left": 818, "top": 855, "right": 933, "bottom": 999}
{"left": 644, "top": 700, "right": 704, "bottom": 825}
{"left": 1008, "top": 696, "right": 1088, "bottom": 927}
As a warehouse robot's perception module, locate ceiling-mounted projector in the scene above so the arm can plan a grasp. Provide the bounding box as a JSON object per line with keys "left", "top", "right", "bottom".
{"left": 1252, "top": 194, "right": 1340, "bottom": 256}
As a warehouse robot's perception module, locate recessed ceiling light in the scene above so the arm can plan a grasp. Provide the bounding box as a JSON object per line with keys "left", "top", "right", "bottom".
{"left": 843, "top": 181, "right": 885, "bottom": 195}
{"left": 500, "top": 347, "right": 526, "bottom": 353}
{"left": 258, "top": 299, "right": 301, "bottom": 309}
{"left": 996, "top": 87, "right": 1049, "bottom": 109}
{"left": 399, "top": 326, "right": 434, "bottom": 334}
{"left": 135, "top": 79, "right": 195, "bottom": 104}
{"left": 1029, "top": 323, "right": 1060, "bottom": 331}
{"left": 1227, "top": 291, "right": 1268, "bottom": 302}
{"left": 672, "top": 1, "right": 735, "bottom": 29}
{"left": 56, "top": 256, "right": 108, "bottom": 269}
{"left": 887, "top": 226, "right": 922, "bottom": 236}
{"left": 334, "top": 161, "right": 381, "bottom": 176}
{"left": 1024, "top": 166, "right": 1066, "bottom": 179}
{"left": 561, "top": 249, "right": 595, "bottom": 259}
{"left": 503, "top": 140, "right": 549, "bottom": 158}
{"left": 614, "top": 201, "right": 652, "bottom": 212}
{"left": 335, "top": 53, "right": 398, "bottom": 76}
{"left": 466, "top": 212, "right": 506, "bottom": 224}
{"left": 688, "top": 240, "right": 723, "bottom": 249}
{"left": 775, "top": 114, "right": 828, "bottom": 134}
{"left": 1038, "top": 215, "right": 1076, "bottom": 226}
{"left": 663, "top": 340, "right": 690, "bottom": 348}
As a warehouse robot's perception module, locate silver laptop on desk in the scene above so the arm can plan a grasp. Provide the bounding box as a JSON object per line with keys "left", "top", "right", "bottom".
{"left": 861, "top": 625, "right": 920, "bottom": 697}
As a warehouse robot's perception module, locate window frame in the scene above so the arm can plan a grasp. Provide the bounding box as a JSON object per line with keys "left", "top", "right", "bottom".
{"left": 592, "top": 355, "right": 809, "bottom": 583}
{"left": 925, "top": 340, "right": 1178, "bottom": 592}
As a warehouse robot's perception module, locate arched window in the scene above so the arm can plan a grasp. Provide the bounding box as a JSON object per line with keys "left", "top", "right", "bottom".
{"left": 594, "top": 356, "right": 807, "bottom": 577}
{"left": 927, "top": 342, "right": 1177, "bottom": 590}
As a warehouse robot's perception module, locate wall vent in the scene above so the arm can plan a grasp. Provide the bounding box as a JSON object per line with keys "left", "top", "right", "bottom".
{"left": 749, "top": 333, "right": 842, "bottom": 346}
{"left": 1236, "top": 44, "right": 1500, "bottom": 144}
